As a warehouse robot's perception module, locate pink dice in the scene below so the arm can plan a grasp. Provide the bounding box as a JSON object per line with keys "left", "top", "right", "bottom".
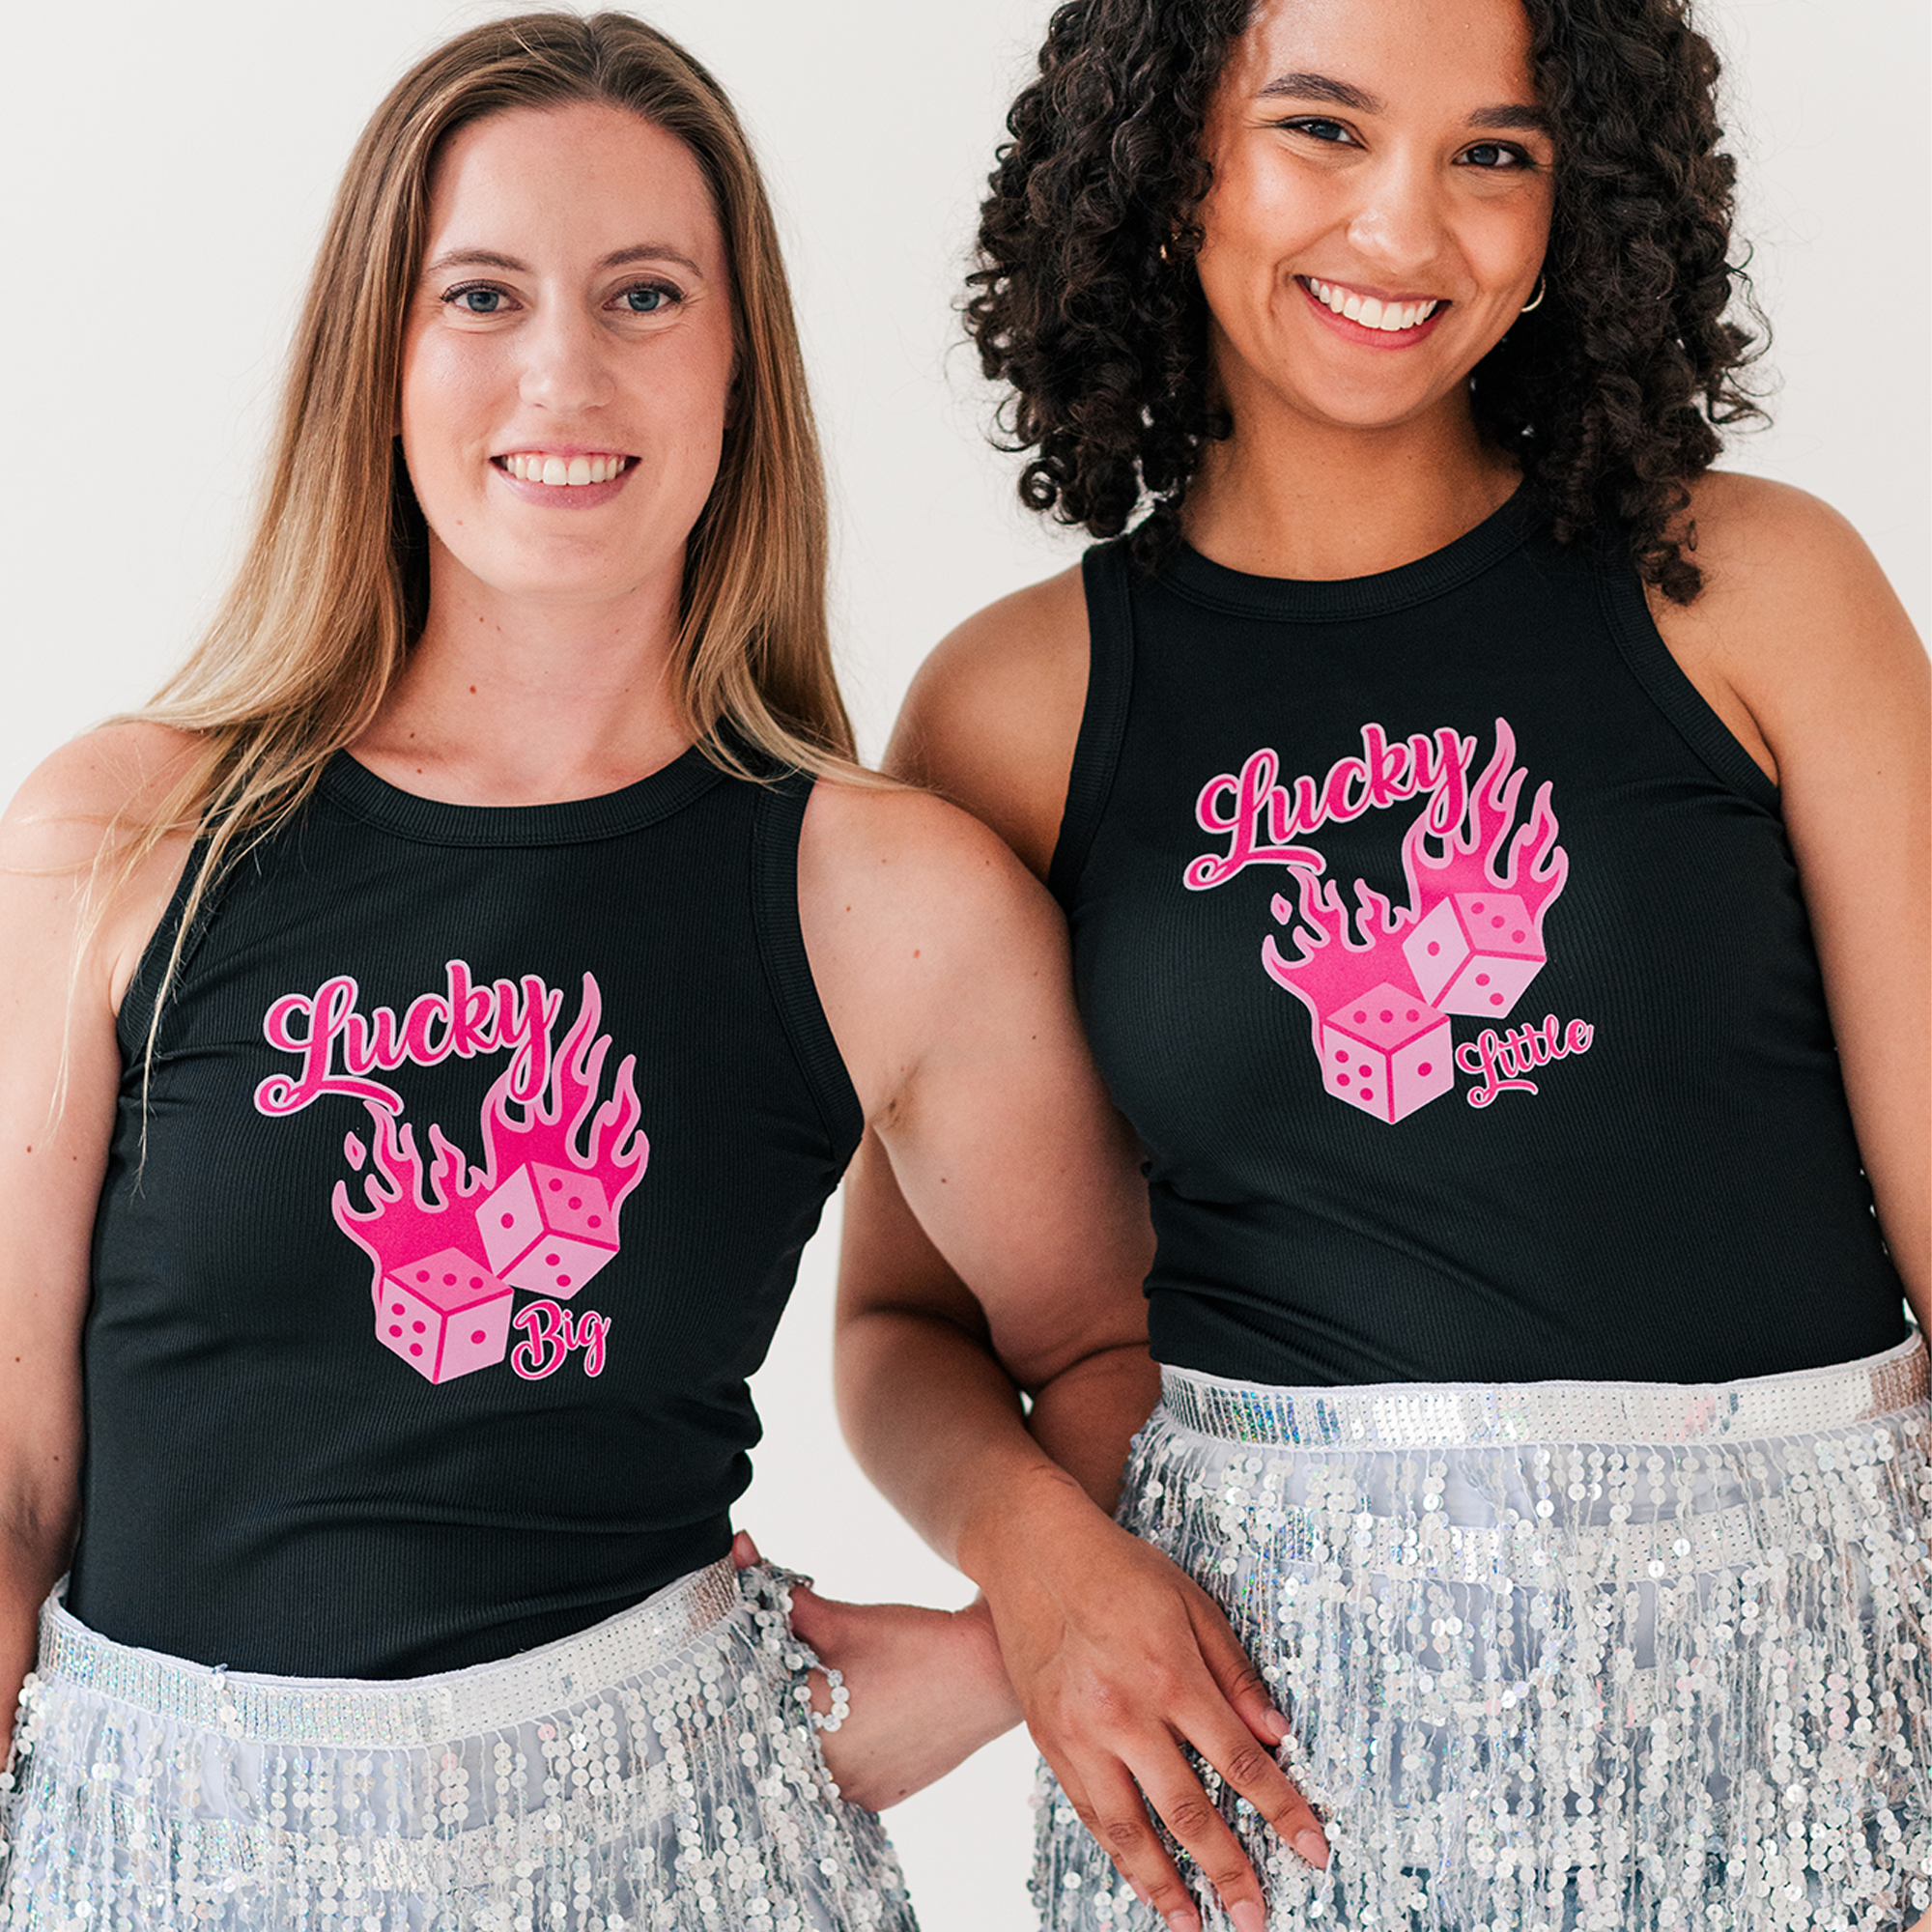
{"left": 376, "top": 1247, "right": 513, "bottom": 1383}
{"left": 1402, "top": 892, "right": 1546, "bottom": 1017}
{"left": 1321, "top": 982, "right": 1454, "bottom": 1124}
{"left": 476, "top": 1162, "right": 619, "bottom": 1299}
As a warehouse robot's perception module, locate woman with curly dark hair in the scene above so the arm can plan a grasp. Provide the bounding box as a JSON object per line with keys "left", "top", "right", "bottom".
{"left": 834, "top": 0, "right": 1931, "bottom": 1927}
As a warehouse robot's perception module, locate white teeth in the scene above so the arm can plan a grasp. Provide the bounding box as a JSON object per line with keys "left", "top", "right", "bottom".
{"left": 501, "top": 453, "right": 627, "bottom": 487}
{"left": 1307, "top": 279, "right": 1442, "bottom": 331}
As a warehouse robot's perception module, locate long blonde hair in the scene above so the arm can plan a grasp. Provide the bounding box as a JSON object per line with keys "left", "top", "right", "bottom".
{"left": 100, "top": 11, "right": 854, "bottom": 1081}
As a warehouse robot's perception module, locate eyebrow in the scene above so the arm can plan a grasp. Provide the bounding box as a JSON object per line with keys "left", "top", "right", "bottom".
{"left": 422, "top": 242, "right": 704, "bottom": 277}
{"left": 1258, "top": 71, "right": 1552, "bottom": 135}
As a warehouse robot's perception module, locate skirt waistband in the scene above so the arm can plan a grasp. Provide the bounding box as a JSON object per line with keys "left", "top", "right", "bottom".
{"left": 35, "top": 1556, "right": 741, "bottom": 1750}
{"left": 1157, "top": 1331, "right": 1928, "bottom": 1449}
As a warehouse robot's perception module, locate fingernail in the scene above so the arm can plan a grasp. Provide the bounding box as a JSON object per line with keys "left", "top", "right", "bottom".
{"left": 1162, "top": 1912, "right": 1200, "bottom": 1932}
{"left": 1261, "top": 1707, "right": 1291, "bottom": 1745}
{"left": 1231, "top": 1901, "right": 1268, "bottom": 1932}
{"left": 1293, "top": 1825, "right": 1330, "bottom": 1869}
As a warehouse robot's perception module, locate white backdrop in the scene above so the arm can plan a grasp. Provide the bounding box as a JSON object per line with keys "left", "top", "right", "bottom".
{"left": 1, "top": 2, "right": 1923, "bottom": 1924}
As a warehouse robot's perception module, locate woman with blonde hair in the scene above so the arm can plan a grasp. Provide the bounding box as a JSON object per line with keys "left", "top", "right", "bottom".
{"left": 0, "top": 12, "right": 1203, "bottom": 1923}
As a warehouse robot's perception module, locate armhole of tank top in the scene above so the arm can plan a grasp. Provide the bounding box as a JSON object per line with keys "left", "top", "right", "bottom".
{"left": 1595, "top": 556, "right": 1782, "bottom": 817}
{"left": 751, "top": 775, "right": 867, "bottom": 1164}
{"left": 1046, "top": 542, "right": 1135, "bottom": 909}
{"left": 113, "top": 833, "right": 219, "bottom": 1065}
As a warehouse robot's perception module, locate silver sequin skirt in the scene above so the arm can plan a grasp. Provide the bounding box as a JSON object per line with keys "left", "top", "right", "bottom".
{"left": 1034, "top": 1335, "right": 1932, "bottom": 1931}
{"left": 0, "top": 1560, "right": 916, "bottom": 1931}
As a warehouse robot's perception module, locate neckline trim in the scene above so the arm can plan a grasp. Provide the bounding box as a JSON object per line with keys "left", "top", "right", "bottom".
{"left": 320, "top": 746, "right": 726, "bottom": 847}
{"left": 1158, "top": 481, "right": 1547, "bottom": 623}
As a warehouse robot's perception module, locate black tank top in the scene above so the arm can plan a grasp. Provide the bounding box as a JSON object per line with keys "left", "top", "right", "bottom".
{"left": 70, "top": 753, "right": 863, "bottom": 1677}
{"left": 1050, "top": 489, "right": 1907, "bottom": 1387}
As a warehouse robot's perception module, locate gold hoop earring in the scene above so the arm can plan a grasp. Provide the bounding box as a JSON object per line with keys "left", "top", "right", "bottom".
{"left": 1520, "top": 274, "right": 1548, "bottom": 314}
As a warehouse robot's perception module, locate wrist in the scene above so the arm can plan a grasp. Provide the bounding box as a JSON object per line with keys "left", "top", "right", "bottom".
{"left": 954, "top": 1457, "right": 1103, "bottom": 1595}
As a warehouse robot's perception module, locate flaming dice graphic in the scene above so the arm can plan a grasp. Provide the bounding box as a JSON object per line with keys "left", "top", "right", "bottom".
{"left": 1403, "top": 892, "right": 1546, "bottom": 1015}
{"left": 333, "top": 974, "right": 648, "bottom": 1381}
{"left": 1320, "top": 983, "right": 1455, "bottom": 1124}
{"left": 377, "top": 1247, "right": 514, "bottom": 1381}
{"left": 479, "top": 1163, "right": 618, "bottom": 1298}
{"left": 1263, "top": 719, "right": 1569, "bottom": 1124}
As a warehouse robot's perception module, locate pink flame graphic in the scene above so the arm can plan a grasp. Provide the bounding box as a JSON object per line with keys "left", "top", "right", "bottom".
{"left": 1262, "top": 869, "right": 1416, "bottom": 1047}
{"left": 331, "top": 973, "right": 648, "bottom": 1303}
{"left": 476, "top": 973, "right": 649, "bottom": 1211}
{"left": 1400, "top": 716, "right": 1567, "bottom": 936}
{"left": 332, "top": 1108, "right": 490, "bottom": 1306}
{"left": 1262, "top": 720, "right": 1568, "bottom": 1049}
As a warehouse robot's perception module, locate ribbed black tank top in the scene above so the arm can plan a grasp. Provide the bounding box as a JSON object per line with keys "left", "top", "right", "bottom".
{"left": 1050, "top": 489, "right": 1907, "bottom": 1387}
{"left": 71, "top": 752, "right": 863, "bottom": 1677}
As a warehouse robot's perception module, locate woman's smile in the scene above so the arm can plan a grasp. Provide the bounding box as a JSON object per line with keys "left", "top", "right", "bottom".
{"left": 492, "top": 448, "right": 640, "bottom": 506}
{"left": 1295, "top": 274, "right": 1449, "bottom": 344}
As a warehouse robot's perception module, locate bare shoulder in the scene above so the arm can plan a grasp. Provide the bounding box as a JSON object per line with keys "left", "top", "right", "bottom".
{"left": 1648, "top": 472, "right": 1926, "bottom": 783}
{"left": 800, "top": 775, "right": 1058, "bottom": 932}
{"left": 888, "top": 565, "right": 1089, "bottom": 880}
{"left": 0, "top": 723, "right": 201, "bottom": 868}
{"left": 0, "top": 724, "right": 202, "bottom": 1005}
{"left": 798, "top": 776, "right": 1070, "bottom": 1122}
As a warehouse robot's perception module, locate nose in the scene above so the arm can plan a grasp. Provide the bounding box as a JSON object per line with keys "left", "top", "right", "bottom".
{"left": 517, "top": 300, "right": 614, "bottom": 415}
{"left": 1345, "top": 148, "right": 1448, "bottom": 279}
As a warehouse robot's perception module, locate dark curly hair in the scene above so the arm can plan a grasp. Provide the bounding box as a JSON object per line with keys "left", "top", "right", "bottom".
{"left": 965, "top": 0, "right": 1765, "bottom": 601}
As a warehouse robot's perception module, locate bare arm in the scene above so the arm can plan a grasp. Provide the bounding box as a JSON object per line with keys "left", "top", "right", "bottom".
{"left": 1651, "top": 475, "right": 1929, "bottom": 1321}
{"left": 0, "top": 725, "right": 194, "bottom": 1761}
{"left": 809, "top": 779, "right": 1326, "bottom": 1931}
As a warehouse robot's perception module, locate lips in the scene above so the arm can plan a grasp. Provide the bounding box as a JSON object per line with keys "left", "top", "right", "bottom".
{"left": 495, "top": 452, "right": 635, "bottom": 487}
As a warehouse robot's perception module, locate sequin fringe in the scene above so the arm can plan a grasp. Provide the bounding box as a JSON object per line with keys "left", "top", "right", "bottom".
{"left": 1034, "top": 1338, "right": 1932, "bottom": 1932}
{"left": 0, "top": 1561, "right": 915, "bottom": 1931}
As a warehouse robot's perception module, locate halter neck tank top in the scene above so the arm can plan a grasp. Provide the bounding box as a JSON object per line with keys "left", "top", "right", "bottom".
{"left": 71, "top": 753, "right": 863, "bottom": 1677}
{"left": 1049, "top": 490, "right": 1907, "bottom": 1387}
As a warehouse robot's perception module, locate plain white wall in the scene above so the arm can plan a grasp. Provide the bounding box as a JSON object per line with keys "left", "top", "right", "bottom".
{"left": 1, "top": 2, "right": 1923, "bottom": 1925}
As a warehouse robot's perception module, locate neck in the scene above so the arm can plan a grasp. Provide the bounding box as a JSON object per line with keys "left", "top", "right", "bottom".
{"left": 1183, "top": 386, "right": 1520, "bottom": 582}
{"left": 353, "top": 547, "right": 695, "bottom": 807}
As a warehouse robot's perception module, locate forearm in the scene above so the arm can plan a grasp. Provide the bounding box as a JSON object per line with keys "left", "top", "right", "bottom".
{"left": 838, "top": 1298, "right": 1160, "bottom": 1614}
{"left": 1026, "top": 1340, "right": 1160, "bottom": 1516}
{"left": 837, "top": 1300, "right": 1080, "bottom": 1573}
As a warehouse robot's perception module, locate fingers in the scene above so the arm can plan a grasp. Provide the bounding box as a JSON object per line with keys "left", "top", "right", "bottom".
{"left": 1175, "top": 1702, "right": 1327, "bottom": 1875}
{"left": 1047, "top": 1754, "right": 1183, "bottom": 1930}
{"left": 1061, "top": 1745, "right": 1273, "bottom": 1932}
{"left": 729, "top": 1528, "right": 762, "bottom": 1569}
{"left": 1189, "top": 1599, "right": 1291, "bottom": 1748}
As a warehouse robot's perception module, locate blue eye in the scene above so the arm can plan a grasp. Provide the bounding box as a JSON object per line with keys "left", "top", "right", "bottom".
{"left": 621, "top": 284, "right": 676, "bottom": 314}
{"left": 444, "top": 285, "right": 507, "bottom": 314}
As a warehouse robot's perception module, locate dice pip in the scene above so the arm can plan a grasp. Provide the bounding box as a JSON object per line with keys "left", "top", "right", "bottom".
{"left": 1321, "top": 983, "right": 1454, "bottom": 1124}
{"left": 1402, "top": 892, "right": 1546, "bottom": 1017}
{"left": 476, "top": 1162, "right": 619, "bottom": 1298}
{"left": 376, "top": 1247, "right": 513, "bottom": 1382}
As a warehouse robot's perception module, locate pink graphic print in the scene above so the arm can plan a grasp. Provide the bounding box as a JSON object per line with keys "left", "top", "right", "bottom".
{"left": 1256, "top": 719, "right": 1570, "bottom": 1124}
{"left": 330, "top": 973, "right": 647, "bottom": 1382}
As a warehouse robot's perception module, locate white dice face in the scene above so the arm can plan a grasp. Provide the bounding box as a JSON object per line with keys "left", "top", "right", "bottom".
{"left": 377, "top": 1248, "right": 513, "bottom": 1382}
{"left": 1403, "top": 892, "right": 1545, "bottom": 1017}
{"left": 501, "top": 1234, "right": 615, "bottom": 1300}
{"left": 477, "top": 1164, "right": 543, "bottom": 1277}
{"left": 476, "top": 1161, "right": 622, "bottom": 1299}
{"left": 1320, "top": 984, "right": 1455, "bottom": 1124}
